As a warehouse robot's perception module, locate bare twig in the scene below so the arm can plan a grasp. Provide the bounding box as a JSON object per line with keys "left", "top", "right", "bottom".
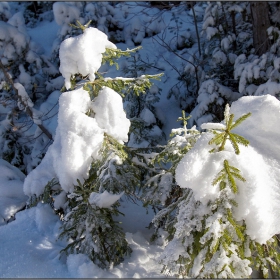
{"left": 190, "top": 2, "right": 202, "bottom": 57}
{"left": 0, "top": 61, "right": 53, "bottom": 141}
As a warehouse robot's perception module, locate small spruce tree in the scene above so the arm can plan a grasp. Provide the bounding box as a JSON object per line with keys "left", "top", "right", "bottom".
{"left": 27, "top": 22, "right": 163, "bottom": 269}
{"left": 157, "top": 104, "right": 280, "bottom": 278}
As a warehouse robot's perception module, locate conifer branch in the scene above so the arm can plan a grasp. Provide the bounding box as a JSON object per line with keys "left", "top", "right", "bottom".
{"left": 212, "top": 159, "right": 246, "bottom": 194}
{"left": 69, "top": 20, "right": 92, "bottom": 32}
{"left": 102, "top": 46, "right": 142, "bottom": 70}
{"left": 84, "top": 73, "right": 163, "bottom": 98}
{"left": 208, "top": 104, "right": 251, "bottom": 154}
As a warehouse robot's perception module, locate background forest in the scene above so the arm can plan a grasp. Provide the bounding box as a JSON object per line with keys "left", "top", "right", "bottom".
{"left": 1, "top": 1, "right": 280, "bottom": 278}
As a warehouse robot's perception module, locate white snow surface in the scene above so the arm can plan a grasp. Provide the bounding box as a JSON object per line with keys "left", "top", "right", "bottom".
{"left": 0, "top": 199, "right": 164, "bottom": 278}
{"left": 0, "top": 159, "right": 27, "bottom": 225}
{"left": 92, "top": 86, "right": 131, "bottom": 143}
{"left": 176, "top": 95, "right": 280, "bottom": 244}
{"left": 0, "top": 203, "right": 71, "bottom": 278}
{"left": 14, "top": 82, "right": 34, "bottom": 109}
{"left": 0, "top": 21, "right": 27, "bottom": 63}
{"left": 53, "top": 2, "right": 80, "bottom": 26}
{"left": 89, "top": 190, "right": 124, "bottom": 208}
{"left": 28, "top": 20, "right": 59, "bottom": 57}
{"left": 140, "top": 107, "right": 156, "bottom": 125}
{"left": 59, "top": 27, "right": 116, "bottom": 89}
{"left": 24, "top": 86, "right": 130, "bottom": 195}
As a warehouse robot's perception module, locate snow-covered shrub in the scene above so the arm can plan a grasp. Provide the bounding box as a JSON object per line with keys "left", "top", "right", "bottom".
{"left": 158, "top": 3, "right": 206, "bottom": 111}
{"left": 180, "top": 2, "right": 255, "bottom": 128}
{"left": 234, "top": 26, "right": 280, "bottom": 99}
{"left": 24, "top": 25, "right": 163, "bottom": 269}
{"left": 51, "top": 2, "right": 86, "bottom": 64}
{"left": 84, "top": 2, "right": 119, "bottom": 39}
{"left": 202, "top": 2, "right": 251, "bottom": 82}
{"left": 157, "top": 96, "right": 280, "bottom": 278}
{"left": 145, "top": 111, "right": 200, "bottom": 246}
{"left": 0, "top": 113, "right": 27, "bottom": 172}
{"left": 18, "top": 2, "right": 54, "bottom": 27}
{"left": 0, "top": 19, "right": 52, "bottom": 172}
{"left": 123, "top": 66, "right": 165, "bottom": 147}
{"left": 111, "top": 2, "right": 166, "bottom": 46}
{"left": 0, "top": 2, "right": 11, "bottom": 21}
{"left": 166, "top": 49, "right": 205, "bottom": 112}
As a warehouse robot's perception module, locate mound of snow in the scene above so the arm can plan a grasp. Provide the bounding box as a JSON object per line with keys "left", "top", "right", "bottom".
{"left": 0, "top": 159, "right": 27, "bottom": 225}
{"left": 59, "top": 27, "right": 116, "bottom": 89}
{"left": 92, "top": 86, "right": 130, "bottom": 143}
{"left": 24, "top": 86, "right": 130, "bottom": 195}
{"left": 176, "top": 95, "right": 280, "bottom": 244}
{"left": 0, "top": 203, "right": 70, "bottom": 277}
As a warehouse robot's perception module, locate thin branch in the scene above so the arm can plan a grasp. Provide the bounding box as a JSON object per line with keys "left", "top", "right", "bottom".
{"left": 190, "top": 2, "right": 202, "bottom": 57}
{"left": 0, "top": 60, "right": 53, "bottom": 141}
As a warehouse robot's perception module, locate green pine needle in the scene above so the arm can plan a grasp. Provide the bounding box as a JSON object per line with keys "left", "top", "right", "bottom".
{"left": 207, "top": 105, "right": 251, "bottom": 154}
{"left": 230, "top": 112, "right": 252, "bottom": 130}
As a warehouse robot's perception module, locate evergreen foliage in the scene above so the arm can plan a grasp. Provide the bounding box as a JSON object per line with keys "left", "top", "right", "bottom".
{"left": 145, "top": 111, "right": 200, "bottom": 247}
{"left": 207, "top": 104, "right": 251, "bottom": 154}
{"left": 143, "top": 110, "right": 199, "bottom": 206}
{"left": 84, "top": 72, "right": 163, "bottom": 99}
{"left": 25, "top": 24, "right": 165, "bottom": 270}
{"left": 2, "top": 2, "right": 280, "bottom": 278}
{"left": 28, "top": 178, "right": 59, "bottom": 208}
{"left": 157, "top": 104, "right": 280, "bottom": 278}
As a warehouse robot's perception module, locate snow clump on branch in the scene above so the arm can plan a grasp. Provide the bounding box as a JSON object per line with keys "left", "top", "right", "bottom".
{"left": 59, "top": 27, "right": 116, "bottom": 90}
{"left": 24, "top": 28, "right": 130, "bottom": 196}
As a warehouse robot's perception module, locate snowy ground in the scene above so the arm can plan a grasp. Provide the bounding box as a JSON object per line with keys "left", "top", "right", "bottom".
{"left": 0, "top": 200, "right": 167, "bottom": 278}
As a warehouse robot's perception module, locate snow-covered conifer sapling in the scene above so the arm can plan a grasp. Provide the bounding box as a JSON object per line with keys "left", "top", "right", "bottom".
{"left": 24, "top": 22, "right": 163, "bottom": 269}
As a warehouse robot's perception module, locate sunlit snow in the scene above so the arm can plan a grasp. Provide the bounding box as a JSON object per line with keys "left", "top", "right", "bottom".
{"left": 1, "top": 1, "right": 280, "bottom": 278}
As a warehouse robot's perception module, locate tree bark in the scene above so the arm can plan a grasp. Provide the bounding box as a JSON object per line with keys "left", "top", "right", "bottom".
{"left": 190, "top": 2, "right": 201, "bottom": 57}
{"left": 250, "top": 2, "right": 271, "bottom": 55}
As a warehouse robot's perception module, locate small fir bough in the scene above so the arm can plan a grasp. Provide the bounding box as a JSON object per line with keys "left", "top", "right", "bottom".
{"left": 207, "top": 104, "right": 251, "bottom": 154}
{"left": 146, "top": 111, "right": 200, "bottom": 244}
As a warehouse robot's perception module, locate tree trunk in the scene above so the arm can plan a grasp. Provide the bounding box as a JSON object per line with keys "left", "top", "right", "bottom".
{"left": 250, "top": 2, "right": 271, "bottom": 55}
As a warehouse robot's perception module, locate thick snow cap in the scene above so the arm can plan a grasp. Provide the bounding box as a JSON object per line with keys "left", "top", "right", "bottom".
{"left": 176, "top": 95, "right": 280, "bottom": 244}
{"left": 59, "top": 27, "right": 116, "bottom": 89}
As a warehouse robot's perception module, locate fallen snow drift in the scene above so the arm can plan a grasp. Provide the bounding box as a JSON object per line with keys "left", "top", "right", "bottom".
{"left": 0, "top": 159, "right": 27, "bottom": 225}
{"left": 0, "top": 200, "right": 164, "bottom": 278}
{"left": 0, "top": 203, "right": 70, "bottom": 277}
{"left": 176, "top": 95, "right": 280, "bottom": 244}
